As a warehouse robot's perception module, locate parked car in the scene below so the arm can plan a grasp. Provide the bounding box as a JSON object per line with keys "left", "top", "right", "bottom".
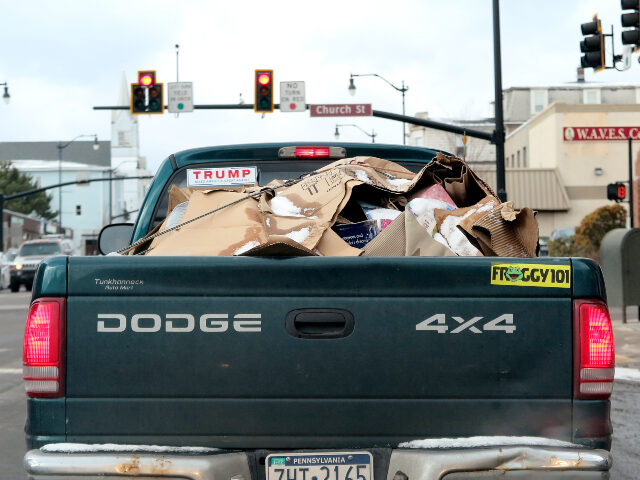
{"left": 550, "top": 227, "right": 575, "bottom": 242}
{"left": 9, "top": 238, "right": 73, "bottom": 292}
{"left": 0, "top": 253, "right": 11, "bottom": 290}
{"left": 538, "top": 238, "right": 549, "bottom": 256}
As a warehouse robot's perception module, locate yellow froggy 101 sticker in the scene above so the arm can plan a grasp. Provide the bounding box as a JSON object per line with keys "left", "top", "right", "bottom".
{"left": 491, "top": 263, "right": 571, "bottom": 288}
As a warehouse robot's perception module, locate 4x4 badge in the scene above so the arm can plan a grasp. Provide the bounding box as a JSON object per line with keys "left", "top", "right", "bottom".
{"left": 506, "top": 266, "right": 523, "bottom": 282}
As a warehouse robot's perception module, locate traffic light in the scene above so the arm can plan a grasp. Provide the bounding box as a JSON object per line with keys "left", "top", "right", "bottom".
{"left": 580, "top": 15, "right": 605, "bottom": 71}
{"left": 621, "top": 0, "right": 640, "bottom": 47}
{"left": 607, "top": 182, "right": 626, "bottom": 202}
{"left": 130, "top": 70, "right": 164, "bottom": 115}
{"left": 255, "top": 70, "right": 274, "bottom": 113}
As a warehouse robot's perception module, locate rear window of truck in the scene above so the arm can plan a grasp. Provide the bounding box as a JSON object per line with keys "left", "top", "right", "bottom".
{"left": 151, "top": 160, "right": 426, "bottom": 230}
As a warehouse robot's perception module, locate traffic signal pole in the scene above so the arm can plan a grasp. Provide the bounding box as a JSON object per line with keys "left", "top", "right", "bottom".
{"left": 629, "top": 136, "right": 635, "bottom": 228}
{"left": 492, "top": 0, "right": 507, "bottom": 202}
{"left": 94, "top": 105, "right": 495, "bottom": 142}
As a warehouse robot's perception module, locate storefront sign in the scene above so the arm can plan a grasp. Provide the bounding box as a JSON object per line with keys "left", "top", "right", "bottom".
{"left": 563, "top": 126, "right": 640, "bottom": 141}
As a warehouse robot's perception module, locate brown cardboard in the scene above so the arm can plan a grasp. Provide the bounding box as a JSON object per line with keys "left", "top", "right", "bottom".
{"left": 258, "top": 156, "right": 426, "bottom": 251}
{"left": 458, "top": 201, "right": 539, "bottom": 257}
{"left": 240, "top": 236, "right": 318, "bottom": 257}
{"left": 141, "top": 154, "right": 539, "bottom": 258}
{"left": 425, "top": 152, "right": 496, "bottom": 207}
{"left": 167, "top": 186, "right": 193, "bottom": 213}
{"left": 315, "top": 228, "right": 362, "bottom": 256}
{"left": 147, "top": 189, "right": 268, "bottom": 256}
{"left": 362, "top": 211, "right": 456, "bottom": 257}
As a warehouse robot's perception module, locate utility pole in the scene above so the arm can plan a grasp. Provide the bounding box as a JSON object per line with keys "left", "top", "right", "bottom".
{"left": 629, "top": 136, "right": 635, "bottom": 228}
{"left": 493, "top": 0, "right": 507, "bottom": 202}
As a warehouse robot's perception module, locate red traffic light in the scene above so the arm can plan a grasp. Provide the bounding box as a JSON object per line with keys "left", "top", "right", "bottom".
{"left": 140, "top": 74, "right": 153, "bottom": 86}
{"left": 257, "top": 73, "right": 271, "bottom": 85}
{"left": 607, "top": 182, "right": 626, "bottom": 202}
{"left": 138, "top": 70, "right": 156, "bottom": 87}
{"left": 255, "top": 69, "right": 274, "bottom": 113}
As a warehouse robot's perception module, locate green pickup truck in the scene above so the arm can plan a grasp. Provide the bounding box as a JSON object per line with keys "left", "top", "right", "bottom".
{"left": 23, "top": 143, "right": 615, "bottom": 479}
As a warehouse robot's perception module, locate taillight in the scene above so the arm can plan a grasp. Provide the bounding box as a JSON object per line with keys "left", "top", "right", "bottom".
{"left": 574, "top": 299, "right": 615, "bottom": 399}
{"left": 23, "top": 298, "right": 65, "bottom": 397}
{"left": 277, "top": 146, "right": 346, "bottom": 159}
{"left": 295, "top": 147, "right": 331, "bottom": 158}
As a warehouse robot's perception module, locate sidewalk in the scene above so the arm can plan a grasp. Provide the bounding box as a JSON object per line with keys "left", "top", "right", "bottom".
{"left": 609, "top": 307, "right": 640, "bottom": 372}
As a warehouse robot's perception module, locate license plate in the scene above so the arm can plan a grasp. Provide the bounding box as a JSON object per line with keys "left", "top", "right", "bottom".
{"left": 266, "top": 452, "right": 373, "bottom": 480}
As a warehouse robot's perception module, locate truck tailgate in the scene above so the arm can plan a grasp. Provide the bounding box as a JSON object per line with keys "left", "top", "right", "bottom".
{"left": 64, "top": 256, "right": 574, "bottom": 448}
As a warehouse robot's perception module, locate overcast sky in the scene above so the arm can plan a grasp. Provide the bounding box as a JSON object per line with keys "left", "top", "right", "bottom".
{"left": 0, "top": 0, "right": 637, "bottom": 172}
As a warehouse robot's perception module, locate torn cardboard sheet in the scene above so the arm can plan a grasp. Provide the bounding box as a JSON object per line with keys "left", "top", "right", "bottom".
{"left": 362, "top": 211, "right": 455, "bottom": 257}
{"left": 147, "top": 189, "right": 268, "bottom": 256}
{"left": 434, "top": 197, "right": 497, "bottom": 257}
{"left": 458, "top": 201, "right": 539, "bottom": 257}
{"left": 258, "top": 156, "right": 428, "bottom": 251}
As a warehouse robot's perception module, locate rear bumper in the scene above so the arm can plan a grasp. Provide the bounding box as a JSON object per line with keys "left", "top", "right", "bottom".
{"left": 24, "top": 444, "right": 612, "bottom": 480}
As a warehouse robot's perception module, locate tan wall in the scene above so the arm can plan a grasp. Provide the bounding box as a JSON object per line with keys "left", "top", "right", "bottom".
{"left": 507, "top": 102, "right": 640, "bottom": 237}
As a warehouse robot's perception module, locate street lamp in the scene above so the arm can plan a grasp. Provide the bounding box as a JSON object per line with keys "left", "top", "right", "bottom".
{"left": 56, "top": 134, "right": 100, "bottom": 232}
{"left": 348, "top": 73, "right": 408, "bottom": 144}
{"left": 1, "top": 82, "right": 10, "bottom": 104}
{"left": 334, "top": 124, "right": 377, "bottom": 143}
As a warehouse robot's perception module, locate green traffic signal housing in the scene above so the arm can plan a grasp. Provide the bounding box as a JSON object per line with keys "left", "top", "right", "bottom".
{"left": 580, "top": 15, "right": 605, "bottom": 71}
{"left": 255, "top": 70, "right": 274, "bottom": 113}
{"left": 621, "top": 0, "right": 640, "bottom": 47}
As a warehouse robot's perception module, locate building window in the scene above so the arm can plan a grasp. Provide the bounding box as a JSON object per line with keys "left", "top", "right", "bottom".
{"left": 583, "top": 89, "right": 601, "bottom": 104}
{"left": 530, "top": 89, "right": 548, "bottom": 114}
{"left": 511, "top": 154, "right": 515, "bottom": 167}
{"left": 516, "top": 150, "right": 521, "bottom": 168}
{"left": 523, "top": 146, "right": 527, "bottom": 167}
{"left": 414, "top": 134, "right": 424, "bottom": 147}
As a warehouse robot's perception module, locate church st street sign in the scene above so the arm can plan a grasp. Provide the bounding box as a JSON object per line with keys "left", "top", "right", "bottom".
{"left": 310, "top": 104, "right": 372, "bottom": 117}
{"left": 563, "top": 126, "right": 640, "bottom": 141}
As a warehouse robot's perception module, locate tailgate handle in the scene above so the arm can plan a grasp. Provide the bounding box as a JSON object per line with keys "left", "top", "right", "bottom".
{"left": 285, "top": 309, "right": 355, "bottom": 339}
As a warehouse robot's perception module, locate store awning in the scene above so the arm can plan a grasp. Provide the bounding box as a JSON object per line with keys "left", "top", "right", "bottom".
{"left": 473, "top": 168, "right": 570, "bottom": 211}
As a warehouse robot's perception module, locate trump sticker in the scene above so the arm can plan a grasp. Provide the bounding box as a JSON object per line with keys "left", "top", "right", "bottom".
{"left": 187, "top": 167, "right": 257, "bottom": 187}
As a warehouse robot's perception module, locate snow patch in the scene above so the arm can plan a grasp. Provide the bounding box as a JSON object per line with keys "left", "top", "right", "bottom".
{"left": 166, "top": 201, "right": 189, "bottom": 229}
{"left": 285, "top": 227, "right": 311, "bottom": 244}
{"left": 438, "top": 201, "right": 496, "bottom": 256}
{"left": 354, "top": 170, "right": 372, "bottom": 183}
{"left": 233, "top": 241, "right": 260, "bottom": 255}
{"left": 615, "top": 367, "right": 640, "bottom": 382}
{"left": 41, "top": 443, "right": 220, "bottom": 454}
{"left": 366, "top": 208, "right": 401, "bottom": 222}
{"left": 407, "top": 198, "right": 456, "bottom": 235}
{"left": 388, "top": 178, "right": 411, "bottom": 187}
{"left": 271, "top": 196, "right": 303, "bottom": 217}
{"left": 399, "top": 436, "right": 579, "bottom": 449}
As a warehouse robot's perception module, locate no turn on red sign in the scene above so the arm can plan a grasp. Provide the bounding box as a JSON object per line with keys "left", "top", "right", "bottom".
{"left": 279, "top": 81, "right": 306, "bottom": 112}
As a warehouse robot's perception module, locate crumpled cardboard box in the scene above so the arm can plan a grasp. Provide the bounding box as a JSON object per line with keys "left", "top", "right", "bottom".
{"left": 136, "top": 153, "right": 539, "bottom": 258}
